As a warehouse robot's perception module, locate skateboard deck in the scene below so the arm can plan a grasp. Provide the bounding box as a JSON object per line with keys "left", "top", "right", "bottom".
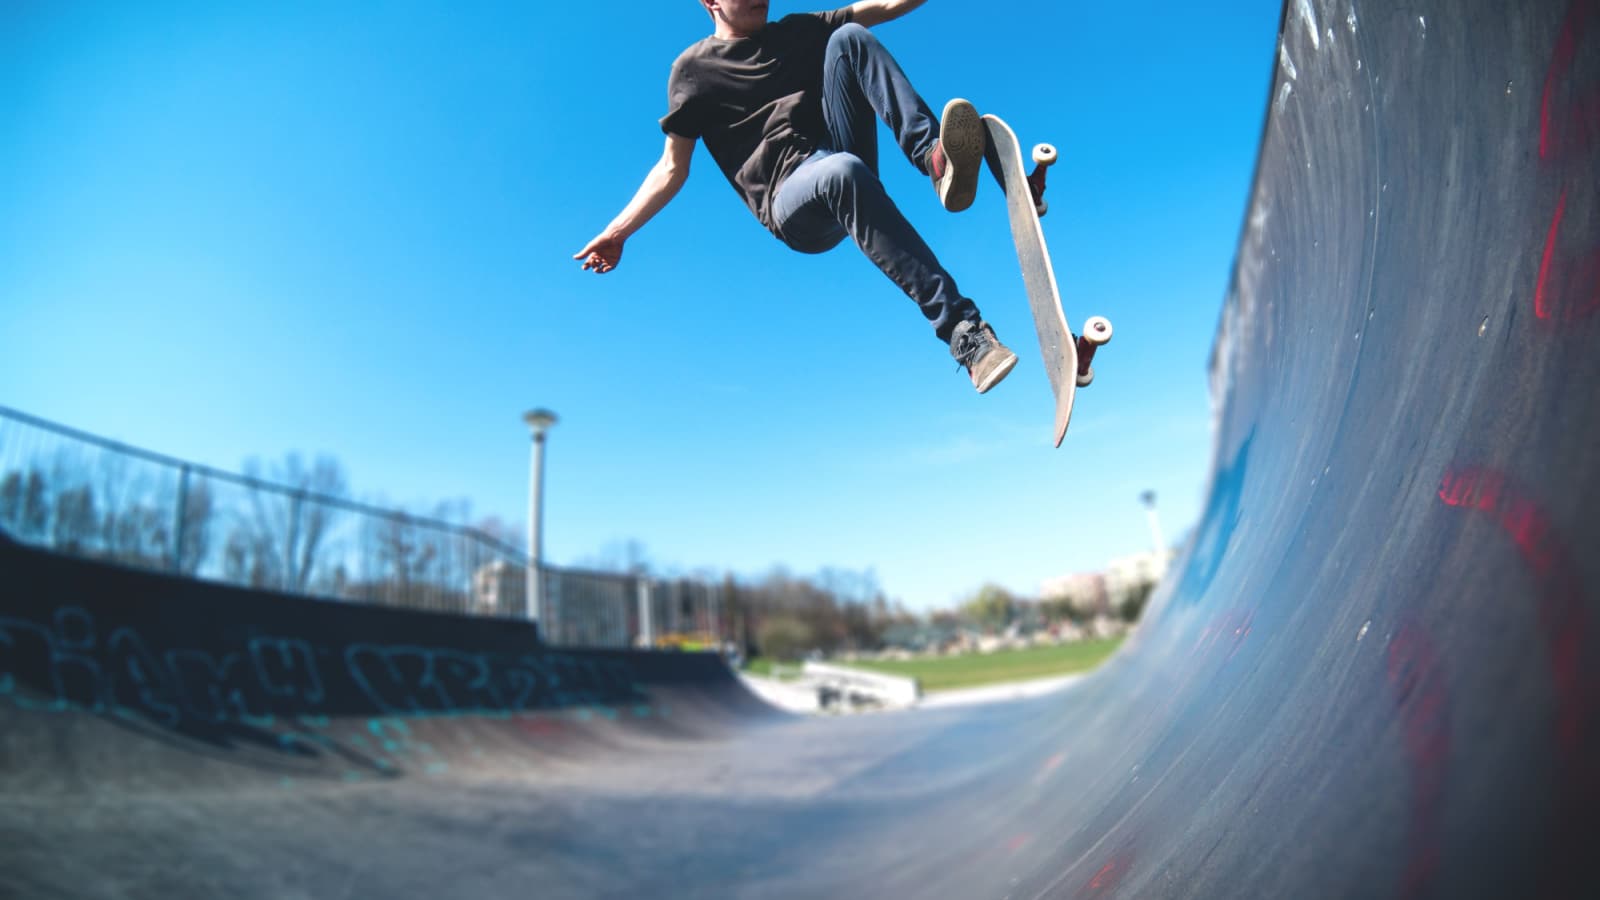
{"left": 981, "top": 114, "right": 1110, "bottom": 447}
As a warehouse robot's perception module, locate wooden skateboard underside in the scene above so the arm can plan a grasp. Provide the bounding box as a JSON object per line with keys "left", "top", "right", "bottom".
{"left": 981, "top": 114, "right": 1078, "bottom": 447}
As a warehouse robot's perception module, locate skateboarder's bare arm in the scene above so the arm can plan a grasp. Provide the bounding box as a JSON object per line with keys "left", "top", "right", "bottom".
{"left": 574, "top": 133, "right": 696, "bottom": 274}
{"left": 846, "top": 0, "right": 928, "bottom": 27}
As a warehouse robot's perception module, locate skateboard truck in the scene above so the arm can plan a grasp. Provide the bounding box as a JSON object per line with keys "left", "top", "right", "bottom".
{"left": 1021, "top": 140, "right": 1113, "bottom": 389}
{"left": 1028, "top": 143, "right": 1056, "bottom": 217}
{"left": 981, "top": 113, "right": 1111, "bottom": 446}
{"left": 1075, "top": 316, "right": 1113, "bottom": 387}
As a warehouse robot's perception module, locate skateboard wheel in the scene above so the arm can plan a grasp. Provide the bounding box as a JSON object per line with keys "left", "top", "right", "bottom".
{"left": 1032, "top": 143, "right": 1058, "bottom": 167}
{"left": 1077, "top": 367, "right": 1095, "bottom": 388}
{"left": 1083, "top": 316, "right": 1113, "bottom": 346}
{"left": 1036, "top": 199, "right": 1049, "bottom": 217}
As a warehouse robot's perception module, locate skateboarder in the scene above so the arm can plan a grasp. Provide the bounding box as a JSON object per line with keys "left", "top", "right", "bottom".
{"left": 573, "top": 0, "right": 1018, "bottom": 393}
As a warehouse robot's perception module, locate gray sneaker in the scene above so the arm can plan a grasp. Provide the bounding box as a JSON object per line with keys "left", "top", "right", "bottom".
{"left": 950, "top": 320, "right": 1017, "bottom": 393}
{"left": 929, "top": 98, "right": 983, "bottom": 212}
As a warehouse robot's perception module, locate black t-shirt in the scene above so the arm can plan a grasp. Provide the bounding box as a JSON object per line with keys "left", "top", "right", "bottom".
{"left": 660, "top": 10, "right": 854, "bottom": 233}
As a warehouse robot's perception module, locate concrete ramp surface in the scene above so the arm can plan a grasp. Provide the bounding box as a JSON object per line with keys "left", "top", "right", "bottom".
{"left": 3, "top": 0, "right": 1599, "bottom": 896}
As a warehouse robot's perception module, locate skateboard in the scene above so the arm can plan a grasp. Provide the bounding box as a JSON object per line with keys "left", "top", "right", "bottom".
{"left": 981, "top": 114, "right": 1112, "bottom": 447}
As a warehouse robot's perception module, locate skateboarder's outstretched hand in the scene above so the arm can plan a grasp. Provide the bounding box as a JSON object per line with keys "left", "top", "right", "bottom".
{"left": 573, "top": 232, "right": 625, "bottom": 274}
{"left": 574, "top": 135, "right": 695, "bottom": 276}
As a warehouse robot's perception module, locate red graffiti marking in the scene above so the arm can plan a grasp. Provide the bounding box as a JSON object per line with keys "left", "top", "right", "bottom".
{"left": 1535, "top": 190, "right": 1565, "bottom": 320}
{"left": 1031, "top": 751, "right": 1068, "bottom": 788}
{"left": 1539, "top": 0, "right": 1599, "bottom": 162}
{"left": 1535, "top": 189, "right": 1600, "bottom": 322}
{"left": 1079, "top": 849, "right": 1136, "bottom": 897}
{"left": 1439, "top": 466, "right": 1597, "bottom": 891}
{"left": 1386, "top": 621, "right": 1451, "bottom": 899}
{"left": 515, "top": 716, "right": 568, "bottom": 738}
{"left": 1437, "top": 469, "right": 1589, "bottom": 724}
{"left": 1535, "top": 1, "right": 1600, "bottom": 322}
{"left": 1195, "top": 609, "right": 1253, "bottom": 662}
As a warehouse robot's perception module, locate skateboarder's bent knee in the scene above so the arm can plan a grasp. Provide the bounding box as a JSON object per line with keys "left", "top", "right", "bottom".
{"left": 773, "top": 150, "right": 880, "bottom": 250}
{"left": 828, "top": 22, "right": 877, "bottom": 56}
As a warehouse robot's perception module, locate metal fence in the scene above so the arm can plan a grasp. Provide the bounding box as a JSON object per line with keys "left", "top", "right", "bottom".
{"left": 0, "top": 405, "right": 725, "bottom": 648}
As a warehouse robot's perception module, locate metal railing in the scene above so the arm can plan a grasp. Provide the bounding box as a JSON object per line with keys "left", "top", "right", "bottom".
{"left": 0, "top": 406, "right": 725, "bottom": 648}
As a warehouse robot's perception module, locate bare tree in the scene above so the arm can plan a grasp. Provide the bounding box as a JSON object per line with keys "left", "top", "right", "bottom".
{"left": 222, "top": 526, "right": 276, "bottom": 588}
{"left": 90, "top": 454, "right": 134, "bottom": 558}
{"left": 579, "top": 538, "right": 652, "bottom": 575}
{"left": 0, "top": 469, "right": 49, "bottom": 541}
{"left": 733, "top": 565, "right": 889, "bottom": 657}
{"left": 474, "top": 515, "right": 526, "bottom": 556}
{"left": 369, "top": 513, "right": 439, "bottom": 605}
{"left": 107, "top": 501, "right": 170, "bottom": 568}
{"left": 426, "top": 499, "right": 476, "bottom": 610}
{"left": 239, "top": 453, "right": 348, "bottom": 591}
{"left": 52, "top": 484, "right": 97, "bottom": 554}
{"left": 175, "top": 476, "right": 216, "bottom": 575}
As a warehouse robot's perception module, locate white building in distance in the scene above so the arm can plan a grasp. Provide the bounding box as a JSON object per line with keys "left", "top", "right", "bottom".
{"left": 1043, "top": 548, "right": 1178, "bottom": 616}
{"left": 1039, "top": 571, "right": 1108, "bottom": 617}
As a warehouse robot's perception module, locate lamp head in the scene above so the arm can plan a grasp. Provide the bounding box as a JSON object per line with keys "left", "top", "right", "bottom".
{"left": 523, "top": 409, "right": 558, "bottom": 438}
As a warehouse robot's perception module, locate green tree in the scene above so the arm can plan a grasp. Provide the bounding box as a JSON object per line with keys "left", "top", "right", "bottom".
{"left": 1120, "top": 582, "right": 1156, "bottom": 622}
{"left": 1039, "top": 595, "right": 1078, "bottom": 624}
{"left": 960, "top": 583, "right": 1018, "bottom": 632}
{"left": 756, "top": 615, "right": 814, "bottom": 663}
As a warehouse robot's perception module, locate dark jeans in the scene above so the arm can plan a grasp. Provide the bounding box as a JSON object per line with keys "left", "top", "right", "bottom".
{"left": 771, "top": 23, "right": 980, "bottom": 344}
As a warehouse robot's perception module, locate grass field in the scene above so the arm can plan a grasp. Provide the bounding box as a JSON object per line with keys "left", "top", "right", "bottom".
{"left": 745, "top": 638, "right": 1125, "bottom": 692}
{"left": 838, "top": 639, "right": 1125, "bottom": 692}
{"left": 742, "top": 657, "right": 779, "bottom": 678}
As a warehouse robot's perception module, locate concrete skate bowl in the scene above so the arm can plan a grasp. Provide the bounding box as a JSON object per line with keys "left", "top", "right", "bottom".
{"left": 3, "top": 0, "right": 1599, "bottom": 896}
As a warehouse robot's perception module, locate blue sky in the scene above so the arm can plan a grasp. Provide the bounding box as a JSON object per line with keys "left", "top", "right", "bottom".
{"left": 1, "top": 1, "right": 1282, "bottom": 611}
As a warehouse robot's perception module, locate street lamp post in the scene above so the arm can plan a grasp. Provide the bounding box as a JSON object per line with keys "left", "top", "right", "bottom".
{"left": 523, "top": 409, "right": 558, "bottom": 624}
{"left": 1140, "top": 490, "right": 1167, "bottom": 576}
